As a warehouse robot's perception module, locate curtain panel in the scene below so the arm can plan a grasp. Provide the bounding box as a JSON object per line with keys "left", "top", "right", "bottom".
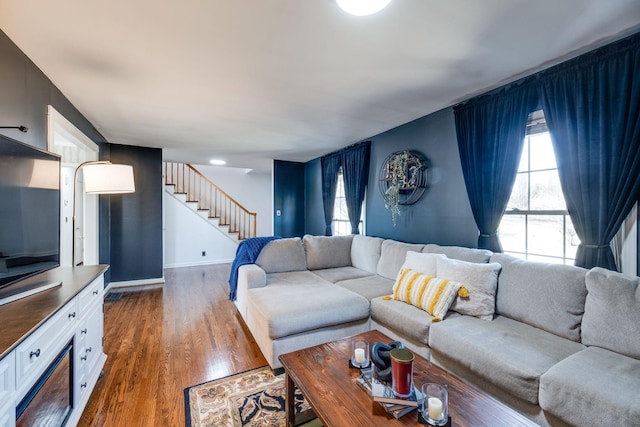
{"left": 454, "top": 83, "right": 539, "bottom": 252}
{"left": 320, "top": 153, "right": 341, "bottom": 236}
{"left": 538, "top": 33, "right": 640, "bottom": 270}
{"left": 341, "top": 141, "right": 371, "bottom": 234}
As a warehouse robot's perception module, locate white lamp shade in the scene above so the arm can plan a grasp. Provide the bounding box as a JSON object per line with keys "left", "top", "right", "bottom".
{"left": 82, "top": 163, "right": 135, "bottom": 194}
{"left": 336, "top": 0, "right": 392, "bottom": 16}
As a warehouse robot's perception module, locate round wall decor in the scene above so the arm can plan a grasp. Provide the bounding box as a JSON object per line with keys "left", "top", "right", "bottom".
{"left": 378, "top": 150, "right": 429, "bottom": 225}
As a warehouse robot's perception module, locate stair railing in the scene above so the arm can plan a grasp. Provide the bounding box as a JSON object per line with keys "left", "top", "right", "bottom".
{"left": 164, "top": 162, "right": 257, "bottom": 240}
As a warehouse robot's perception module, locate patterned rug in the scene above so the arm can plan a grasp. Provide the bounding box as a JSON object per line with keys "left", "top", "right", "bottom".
{"left": 184, "top": 366, "right": 322, "bottom": 427}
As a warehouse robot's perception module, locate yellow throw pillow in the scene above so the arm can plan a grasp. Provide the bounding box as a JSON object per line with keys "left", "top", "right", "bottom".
{"left": 392, "top": 268, "right": 465, "bottom": 321}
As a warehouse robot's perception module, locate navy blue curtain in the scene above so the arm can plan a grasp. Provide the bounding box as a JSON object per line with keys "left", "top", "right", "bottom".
{"left": 341, "top": 141, "right": 371, "bottom": 234}
{"left": 454, "top": 83, "right": 539, "bottom": 252}
{"left": 321, "top": 153, "right": 341, "bottom": 236}
{"left": 538, "top": 34, "right": 640, "bottom": 270}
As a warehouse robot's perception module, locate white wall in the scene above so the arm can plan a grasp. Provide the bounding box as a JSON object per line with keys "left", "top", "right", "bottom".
{"left": 163, "top": 191, "right": 238, "bottom": 268}
{"left": 194, "top": 165, "right": 273, "bottom": 237}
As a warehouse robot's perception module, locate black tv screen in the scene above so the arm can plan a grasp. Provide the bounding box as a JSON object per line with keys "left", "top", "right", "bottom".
{"left": 0, "top": 135, "right": 60, "bottom": 290}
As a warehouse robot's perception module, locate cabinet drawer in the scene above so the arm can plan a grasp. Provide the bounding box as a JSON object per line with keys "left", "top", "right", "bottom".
{"left": 79, "top": 276, "right": 104, "bottom": 318}
{"left": 15, "top": 299, "right": 78, "bottom": 394}
{"left": 78, "top": 308, "right": 103, "bottom": 374}
{"left": 0, "top": 352, "right": 15, "bottom": 407}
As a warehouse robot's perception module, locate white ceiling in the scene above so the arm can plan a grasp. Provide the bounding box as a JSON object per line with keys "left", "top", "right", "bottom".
{"left": 1, "top": 0, "right": 639, "bottom": 172}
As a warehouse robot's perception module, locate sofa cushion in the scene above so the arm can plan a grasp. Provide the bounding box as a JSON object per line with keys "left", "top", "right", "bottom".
{"left": 303, "top": 234, "right": 353, "bottom": 270}
{"left": 335, "top": 275, "right": 394, "bottom": 301}
{"left": 491, "top": 253, "right": 587, "bottom": 342}
{"left": 376, "top": 240, "right": 425, "bottom": 280}
{"left": 256, "top": 237, "right": 307, "bottom": 273}
{"left": 438, "top": 257, "right": 501, "bottom": 320}
{"left": 399, "top": 251, "right": 444, "bottom": 276}
{"left": 391, "top": 268, "right": 463, "bottom": 320}
{"left": 351, "top": 235, "right": 384, "bottom": 274}
{"left": 540, "top": 347, "right": 640, "bottom": 426}
{"left": 266, "top": 270, "right": 332, "bottom": 286}
{"left": 423, "top": 244, "right": 492, "bottom": 263}
{"left": 429, "top": 315, "right": 585, "bottom": 405}
{"left": 311, "top": 266, "right": 373, "bottom": 284}
{"left": 248, "top": 282, "right": 370, "bottom": 339}
{"left": 370, "top": 296, "right": 436, "bottom": 345}
{"left": 582, "top": 267, "right": 640, "bottom": 359}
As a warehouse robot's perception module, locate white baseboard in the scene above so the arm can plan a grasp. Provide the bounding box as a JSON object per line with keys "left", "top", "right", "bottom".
{"left": 163, "top": 259, "right": 233, "bottom": 269}
{"left": 106, "top": 277, "right": 165, "bottom": 293}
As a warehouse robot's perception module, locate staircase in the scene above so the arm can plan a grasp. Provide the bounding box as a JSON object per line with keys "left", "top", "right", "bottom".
{"left": 163, "top": 162, "right": 257, "bottom": 241}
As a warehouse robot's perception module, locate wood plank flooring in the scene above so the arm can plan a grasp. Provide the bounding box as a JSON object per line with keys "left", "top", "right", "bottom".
{"left": 78, "top": 264, "right": 267, "bottom": 426}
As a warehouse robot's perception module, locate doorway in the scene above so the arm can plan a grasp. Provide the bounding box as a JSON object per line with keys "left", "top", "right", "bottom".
{"left": 47, "top": 106, "right": 100, "bottom": 267}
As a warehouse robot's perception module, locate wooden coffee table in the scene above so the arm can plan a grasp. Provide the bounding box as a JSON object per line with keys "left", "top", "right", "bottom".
{"left": 279, "top": 330, "right": 538, "bottom": 427}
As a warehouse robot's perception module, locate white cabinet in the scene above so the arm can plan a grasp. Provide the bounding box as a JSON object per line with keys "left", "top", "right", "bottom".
{"left": 0, "top": 267, "right": 106, "bottom": 427}
{"left": 72, "top": 277, "right": 106, "bottom": 419}
{"left": 0, "top": 352, "right": 15, "bottom": 427}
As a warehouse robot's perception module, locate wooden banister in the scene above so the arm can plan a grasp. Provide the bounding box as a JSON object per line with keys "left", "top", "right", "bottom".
{"left": 163, "top": 162, "right": 257, "bottom": 240}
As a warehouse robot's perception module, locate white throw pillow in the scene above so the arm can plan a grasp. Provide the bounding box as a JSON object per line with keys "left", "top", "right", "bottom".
{"left": 437, "top": 257, "right": 502, "bottom": 320}
{"left": 398, "top": 251, "right": 445, "bottom": 277}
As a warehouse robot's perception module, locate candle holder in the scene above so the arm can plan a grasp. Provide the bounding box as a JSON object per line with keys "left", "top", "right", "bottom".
{"left": 350, "top": 340, "right": 370, "bottom": 369}
{"left": 420, "top": 383, "right": 448, "bottom": 426}
{"left": 390, "top": 348, "right": 414, "bottom": 398}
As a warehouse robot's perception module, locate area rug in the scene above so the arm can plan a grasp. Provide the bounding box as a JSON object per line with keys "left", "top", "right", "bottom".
{"left": 184, "top": 366, "right": 322, "bottom": 427}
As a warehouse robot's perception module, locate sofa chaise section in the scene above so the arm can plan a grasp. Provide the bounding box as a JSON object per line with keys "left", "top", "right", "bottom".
{"left": 539, "top": 267, "right": 640, "bottom": 427}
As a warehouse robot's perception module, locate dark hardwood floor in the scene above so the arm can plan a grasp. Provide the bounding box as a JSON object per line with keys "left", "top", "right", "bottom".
{"left": 79, "top": 264, "right": 267, "bottom": 426}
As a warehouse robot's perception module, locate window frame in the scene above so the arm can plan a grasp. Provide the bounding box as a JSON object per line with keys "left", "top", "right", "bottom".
{"left": 500, "top": 111, "right": 578, "bottom": 264}
{"left": 332, "top": 168, "right": 364, "bottom": 236}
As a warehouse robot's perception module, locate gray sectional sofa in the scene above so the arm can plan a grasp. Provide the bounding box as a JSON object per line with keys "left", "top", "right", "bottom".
{"left": 233, "top": 234, "right": 640, "bottom": 427}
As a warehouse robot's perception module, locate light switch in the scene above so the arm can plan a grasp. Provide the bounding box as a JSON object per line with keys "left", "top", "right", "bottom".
{"left": 276, "top": 209, "right": 281, "bottom": 216}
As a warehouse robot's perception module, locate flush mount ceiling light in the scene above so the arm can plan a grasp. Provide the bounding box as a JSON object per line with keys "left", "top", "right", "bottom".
{"left": 336, "top": 0, "right": 392, "bottom": 16}
{"left": 209, "top": 159, "right": 227, "bottom": 166}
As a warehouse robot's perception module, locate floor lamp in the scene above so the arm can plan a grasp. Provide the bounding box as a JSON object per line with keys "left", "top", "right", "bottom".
{"left": 73, "top": 161, "right": 136, "bottom": 267}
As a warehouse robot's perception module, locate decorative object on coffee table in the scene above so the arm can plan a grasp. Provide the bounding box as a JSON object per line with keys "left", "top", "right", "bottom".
{"left": 351, "top": 339, "right": 370, "bottom": 368}
{"left": 421, "top": 383, "right": 449, "bottom": 426}
{"left": 371, "top": 340, "right": 404, "bottom": 382}
{"left": 390, "top": 348, "right": 415, "bottom": 398}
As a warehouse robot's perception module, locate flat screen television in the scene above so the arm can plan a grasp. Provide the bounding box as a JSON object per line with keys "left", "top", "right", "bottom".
{"left": 0, "top": 134, "right": 61, "bottom": 302}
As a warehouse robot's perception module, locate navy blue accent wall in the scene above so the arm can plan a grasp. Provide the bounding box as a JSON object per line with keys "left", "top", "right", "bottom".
{"left": 304, "top": 108, "right": 479, "bottom": 246}
{"left": 304, "top": 158, "right": 325, "bottom": 236}
{"left": 0, "top": 29, "right": 104, "bottom": 150}
{"left": 274, "top": 160, "right": 305, "bottom": 237}
{"left": 99, "top": 144, "right": 163, "bottom": 282}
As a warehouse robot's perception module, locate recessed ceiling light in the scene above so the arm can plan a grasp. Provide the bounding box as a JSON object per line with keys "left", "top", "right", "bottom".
{"left": 209, "top": 159, "right": 226, "bottom": 166}
{"left": 336, "top": 0, "right": 392, "bottom": 16}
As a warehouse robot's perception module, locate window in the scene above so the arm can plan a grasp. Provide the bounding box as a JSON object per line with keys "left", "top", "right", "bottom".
{"left": 499, "top": 111, "right": 580, "bottom": 264}
{"left": 332, "top": 169, "right": 364, "bottom": 236}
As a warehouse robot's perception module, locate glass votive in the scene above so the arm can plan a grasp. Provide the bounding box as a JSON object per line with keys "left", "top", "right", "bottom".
{"left": 351, "top": 340, "right": 370, "bottom": 368}
{"left": 390, "top": 348, "right": 414, "bottom": 398}
{"left": 421, "top": 383, "right": 448, "bottom": 426}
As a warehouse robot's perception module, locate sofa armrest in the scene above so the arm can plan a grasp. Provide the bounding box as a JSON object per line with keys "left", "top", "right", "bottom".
{"left": 240, "top": 264, "right": 267, "bottom": 289}
{"left": 234, "top": 264, "right": 267, "bottom": 321}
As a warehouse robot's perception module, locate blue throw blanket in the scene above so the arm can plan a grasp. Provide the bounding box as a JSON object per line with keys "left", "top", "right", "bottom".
{"left": 228, "top": 236, "right": 281, "bottom": 300}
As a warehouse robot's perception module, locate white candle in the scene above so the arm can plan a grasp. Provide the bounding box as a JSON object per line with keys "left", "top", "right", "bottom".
{"left": 354, "top": 348, "right": 365, "bottom": 364}
{"left": 428, "top": 397, "right": 443, "bottom": 420}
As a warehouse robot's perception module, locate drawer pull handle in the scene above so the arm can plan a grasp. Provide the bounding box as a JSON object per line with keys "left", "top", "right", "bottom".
{"left": 81, "top": 382, "right": 87, "bottom": 389}
{"left": 87, "top": 346, "right": 93, "bottom": 353}
{"left": 30, "top": 349, "right": 41, "bottom": 359}
{"left": 81, "top": 328, "right": 88, "bottom": 334}
{"left": 81, "top": 355, "right": 88, "bottom": 361}
{"left": 93, "top": 290, "right": 99, "bottom": 295}
{"left": 68, "top": 312, "right": 76, "bottom": 319}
